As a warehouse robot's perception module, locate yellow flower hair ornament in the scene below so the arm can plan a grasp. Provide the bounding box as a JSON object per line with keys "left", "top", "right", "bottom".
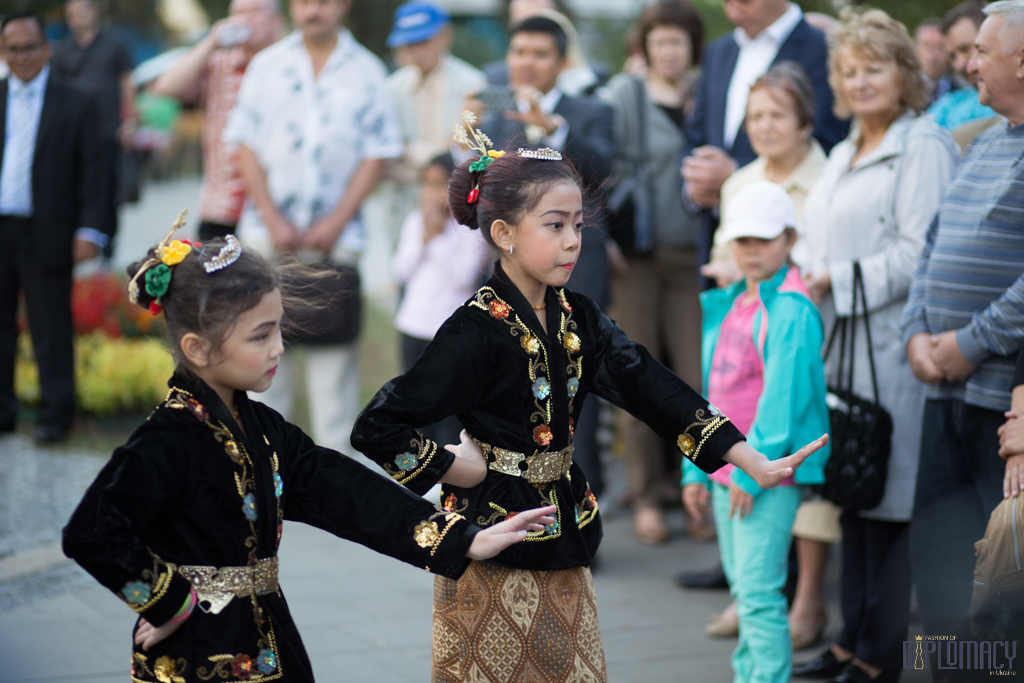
{"left": 127, "top": 209, "right": 191, "bottom": 315}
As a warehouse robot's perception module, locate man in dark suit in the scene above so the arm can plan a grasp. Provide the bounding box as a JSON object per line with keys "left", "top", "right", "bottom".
{"left": 681, "top": 0, "right": 849, "bottom": 280}
{"left": 0, "top": 12, "right": 104, "bottom": 443}
{"left": 471, "top": 15, "right": 614, "bottom": 496}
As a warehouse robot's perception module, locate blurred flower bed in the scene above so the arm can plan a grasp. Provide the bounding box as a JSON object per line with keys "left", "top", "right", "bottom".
{"left": 15, "top": 272, "right": 174, "bottom": 416}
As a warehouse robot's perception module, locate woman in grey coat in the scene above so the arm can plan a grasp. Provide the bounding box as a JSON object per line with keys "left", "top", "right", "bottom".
{"left": 604, "top": 0, "right": 705, "bottom": 545}
{"left": 793, "top": 8, "right": 959, "bottom": 683}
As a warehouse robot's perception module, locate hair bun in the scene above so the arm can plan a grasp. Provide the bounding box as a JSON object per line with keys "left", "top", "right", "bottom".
{"left": 448, "top": 157, "right": 482, "bottom": 231}
{"left": 126, "top": 248, "right": 160, "bottom": 309}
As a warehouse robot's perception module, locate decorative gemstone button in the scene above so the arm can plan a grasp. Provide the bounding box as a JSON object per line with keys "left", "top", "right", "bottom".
{"left": 532, "top": 377, "right": 551, "bottom": 400}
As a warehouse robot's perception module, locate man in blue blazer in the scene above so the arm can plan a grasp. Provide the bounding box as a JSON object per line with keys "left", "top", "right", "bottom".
{"left": 681, "top": 0, "right": 848, "bottom": 282}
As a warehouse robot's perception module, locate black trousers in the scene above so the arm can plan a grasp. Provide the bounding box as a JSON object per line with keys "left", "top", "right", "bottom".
{"left": 0, "top": 217, "right": 75, "bottom": 429}
{"left": 911, "top": 400, "right": 1004, "bottom": 640}
{"left": 836, "top": 513, "right": 911, "bottom": 671}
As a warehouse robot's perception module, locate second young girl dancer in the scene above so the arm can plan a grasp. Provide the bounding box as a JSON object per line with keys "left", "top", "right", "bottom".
{"left": 63, "top": 216, "right": 554, "bottom": 683}
{"left": 352, "top": 117, "right": 828, "bottom": 682}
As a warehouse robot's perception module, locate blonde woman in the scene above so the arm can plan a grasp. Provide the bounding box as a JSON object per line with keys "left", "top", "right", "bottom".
{"left": 793, "top": 8, "right": 958, "bottom": 683}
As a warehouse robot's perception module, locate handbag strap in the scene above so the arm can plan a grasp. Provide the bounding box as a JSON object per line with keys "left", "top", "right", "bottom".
{"left": 853, "top": 262, "right": 882, "bottom": 404}
{"left": 823, "top": 262, "right": 881, "bottom": 404}
{"left": 632, "top": 76, "right": 655, "bottom": 252}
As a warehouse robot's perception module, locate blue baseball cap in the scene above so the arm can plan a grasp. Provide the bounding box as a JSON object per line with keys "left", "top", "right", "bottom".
{"left": 387, "top": 1, "right": 450, "bottom": 48}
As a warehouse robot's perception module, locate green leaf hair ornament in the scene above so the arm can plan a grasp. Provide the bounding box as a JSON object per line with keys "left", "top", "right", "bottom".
{"left": 469, "top": 156, "right": 495, "bottom": 173}
{"left": 144, "top": 263, "right": 172, "bottom": 299}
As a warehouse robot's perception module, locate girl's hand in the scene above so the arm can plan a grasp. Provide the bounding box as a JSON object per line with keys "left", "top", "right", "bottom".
{"left": 134, "top": 616, "right": 186, "bottom": 651}
{"left": 466, "top": 505, "right": 557, "bottom": 560}
{"left": 1004, "top": 453, "right": 1024, "bottom": 498}
{"left": 439, "top": 430, "right": 488, "bottom": 488}
{"left": 682, "top": 484, "right": 710, "bottom": 524}
{"left": 998, "top": 411, "right": 1024, "bottom": 459}
{"left": 699, "top": 257, "right": 743, "bottom": 289}
{"left": 728, "top": 484, "right": 754, "bottom": 519}
{"left": 723, "top": 435, "right": 829, "bottom": 490}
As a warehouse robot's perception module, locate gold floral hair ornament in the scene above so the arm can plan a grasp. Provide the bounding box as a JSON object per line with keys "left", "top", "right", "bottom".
{"left": 127, "top": 209, "right": 192, "bottom": 314}
{"left": 203, "top": 234, "right": 242, "bottom": 273}
{"left": 454, "top": 111, "right": 505, "bottom": 203}
{"left": 517, "top": 147, "right": 563, "bottom": 161}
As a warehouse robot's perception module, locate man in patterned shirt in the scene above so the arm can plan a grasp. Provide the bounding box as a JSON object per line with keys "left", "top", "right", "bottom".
{"left": 153, "top": 0, "right": 284, "bottom": 241}
{"left": 224, "top": 0, "right": 403, "bottom": 455}
{"left": 901, "top": 0, "right": 1024, "bottom": 644}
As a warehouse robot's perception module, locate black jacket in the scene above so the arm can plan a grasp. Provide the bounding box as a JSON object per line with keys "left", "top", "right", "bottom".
{"left": 63, "top": 372, "right": 478, "bottom": 683}
{"left": 0, "top": 73, "right": 104, "bottom": 269}
{"left": 352, "top": 265, "right": 743, "bottom": 571}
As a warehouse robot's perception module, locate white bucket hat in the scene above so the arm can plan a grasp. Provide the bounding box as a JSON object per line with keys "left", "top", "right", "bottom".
{"left": 718, "top": 181, "right": 797, "bottom": 242}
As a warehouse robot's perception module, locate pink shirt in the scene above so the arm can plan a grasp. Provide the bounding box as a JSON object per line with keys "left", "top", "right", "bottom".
{"left": 707, "top": 295, "right": 763, "bottom": 487}
{"left": 706, "top": 292, "right": 795, "bottom": 488}
{"left": 200, "top": 48, "right": 248, "bottom": 225}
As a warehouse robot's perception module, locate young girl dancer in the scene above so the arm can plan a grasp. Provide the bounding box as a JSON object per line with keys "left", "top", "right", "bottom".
{"left": 351, "top": 118, "right": 828, "bottom": 683}
{"left": 683, "top": 182, "right": 831, "bottom": 683}
{"left": 62, "top": 215, "right": 554, "bottom": 683}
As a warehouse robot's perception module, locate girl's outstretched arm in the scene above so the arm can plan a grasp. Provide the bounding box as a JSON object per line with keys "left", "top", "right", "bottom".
{"left": 723, "top": 435, "right": 830, "bottom": 489}
{"left": 467, "top": 506, "right": 557, "bottom": 561}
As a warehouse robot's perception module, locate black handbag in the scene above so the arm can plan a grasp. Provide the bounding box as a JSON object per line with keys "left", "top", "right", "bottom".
{"left": 821, "top": 262, "right": 893, "bottom": 512}
{"left": 280, "top": 263, "right": 361, "bottom": 346}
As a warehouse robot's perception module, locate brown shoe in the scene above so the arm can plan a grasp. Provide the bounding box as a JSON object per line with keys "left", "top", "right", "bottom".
{"left": 790, "top": 613, "right": 828, "bottom": 651}
{"left": 705, "top": 602, "right": 739, "bottom": 638}
{"left": 633, "top": 506, "right": 669, "bottom": 544}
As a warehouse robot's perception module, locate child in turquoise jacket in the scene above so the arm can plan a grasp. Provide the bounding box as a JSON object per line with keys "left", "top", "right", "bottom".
{"left": 683, "top": 182, "right": 830, "bottom": 683}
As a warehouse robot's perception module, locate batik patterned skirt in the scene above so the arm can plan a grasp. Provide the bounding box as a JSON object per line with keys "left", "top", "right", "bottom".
{"left": 431, "top": 562, "right": 607, "bottom": 683}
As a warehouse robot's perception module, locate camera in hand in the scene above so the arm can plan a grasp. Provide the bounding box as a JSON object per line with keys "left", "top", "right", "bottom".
{"left": 476, "top": 87, "right": 518, "bottom": 114}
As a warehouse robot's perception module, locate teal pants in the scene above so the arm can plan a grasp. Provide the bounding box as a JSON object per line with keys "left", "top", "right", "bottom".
{"left": 712, "top": 482, "right": 802, "bottom": 683}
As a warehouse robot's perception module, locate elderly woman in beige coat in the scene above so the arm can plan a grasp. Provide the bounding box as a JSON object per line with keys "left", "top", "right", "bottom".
{"left": 792, "top": 9, "right": 959, "bottom": 683}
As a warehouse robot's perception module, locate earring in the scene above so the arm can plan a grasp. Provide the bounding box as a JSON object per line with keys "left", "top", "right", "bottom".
{"left": 509, "top": 245, "right": 514, "bottom": 255}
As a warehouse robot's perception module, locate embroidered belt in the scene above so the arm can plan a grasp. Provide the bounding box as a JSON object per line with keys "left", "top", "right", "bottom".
{"left": 178, "top": 556, "right": 279, "bottom": 615}
{"left": 474, "top": 439, "right": 573, "bottom": 484}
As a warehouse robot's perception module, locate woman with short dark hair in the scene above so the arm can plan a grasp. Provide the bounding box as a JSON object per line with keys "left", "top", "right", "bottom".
{"left": 604, "top": 0, "right": 705, "bottom": 546}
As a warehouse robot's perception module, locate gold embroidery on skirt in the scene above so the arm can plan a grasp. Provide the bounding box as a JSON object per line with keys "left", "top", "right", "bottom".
{"left": 432, "top": 562, "right": 607, "bottom": 683}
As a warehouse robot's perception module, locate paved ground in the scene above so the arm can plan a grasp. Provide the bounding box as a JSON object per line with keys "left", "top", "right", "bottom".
{"left": 0, "top": 428, "right": 809, "bottom": 683}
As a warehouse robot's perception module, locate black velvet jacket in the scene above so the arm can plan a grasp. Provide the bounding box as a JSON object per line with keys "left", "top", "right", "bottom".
{"left": 63, "top": 372, "right": 478, "bottom": 683}
{"left": 352, "top": 267, "right": 743, "bottom": 571}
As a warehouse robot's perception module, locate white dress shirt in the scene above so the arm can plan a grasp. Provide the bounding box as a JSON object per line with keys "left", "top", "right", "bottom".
{"left": 0, "top": 65, "right": 48, "bottom": 217}
{"left": 723, "top": 3, "right": 803, "bottom": 150}
{"left": 224, "top": 29, "right": 403, "bottom": 260}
